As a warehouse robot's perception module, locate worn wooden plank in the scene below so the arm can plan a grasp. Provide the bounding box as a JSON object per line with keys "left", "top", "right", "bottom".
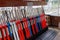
{"left": 0, "top": 0, "right": 47, "bottom": 7}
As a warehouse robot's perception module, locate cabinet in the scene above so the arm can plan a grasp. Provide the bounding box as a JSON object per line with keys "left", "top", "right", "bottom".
{"left": 45, "top": 15, "right": 51, "bottom": 26}
{"left": 46, "top": 15, "right": 60, "bottom": 27}
{"left": 51, "top": 16, "right": 58, "bottom": 27}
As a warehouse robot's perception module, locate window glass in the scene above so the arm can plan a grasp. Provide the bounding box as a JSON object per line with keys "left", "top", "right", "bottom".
{"left": 43, "top": 0, "right": 60, "bottom": 16}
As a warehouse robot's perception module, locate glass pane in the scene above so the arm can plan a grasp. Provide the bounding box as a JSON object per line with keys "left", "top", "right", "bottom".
{"left": 43, "top": 0, "right": 59, "bottom": 16}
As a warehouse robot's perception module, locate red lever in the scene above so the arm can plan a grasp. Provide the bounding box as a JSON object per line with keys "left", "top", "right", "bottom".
{"left": 1, "top": 25, "right": 6, "bottom": 40}
{"left": 3, "top": 24, "right": 10, "bottom": 40}
{"left": 30, "top": 17, "right": 36, "bottom": 35}
{"left": 22, "top": 18, "right": 31, "bottom": 39}
{"left": 33, "top": 18, "right": 38, "bottom": 33}
{"left": 0, "top": 25, "right": 2, "bottom": 40}
{"left": 15, "top": 20, "right": 25, "bottom": 40}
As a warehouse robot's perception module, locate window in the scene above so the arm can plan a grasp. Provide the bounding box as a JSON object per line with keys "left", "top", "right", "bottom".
{"left": 43, "top": 0, "right": 60, "bottom": 16}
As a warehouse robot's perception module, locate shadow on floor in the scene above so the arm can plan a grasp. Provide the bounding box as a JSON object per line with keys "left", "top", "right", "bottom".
{"left": 35, "top": 29, "right": 58, "bottom": 40}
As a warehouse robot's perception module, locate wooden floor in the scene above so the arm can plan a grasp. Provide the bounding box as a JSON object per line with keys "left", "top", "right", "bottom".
{"left": 49, "top": 27, "right": 60, "bottom": 40}
{"left": 35, "top": 27, "right": 60, "bottom": 40}
{"left": 54, "top": 32, "right": 60, "bottom": 40}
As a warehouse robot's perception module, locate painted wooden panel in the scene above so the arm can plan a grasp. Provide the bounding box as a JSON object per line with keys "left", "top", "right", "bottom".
{"left": 0, "top": 0, "right": 47, "bottom": 7}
